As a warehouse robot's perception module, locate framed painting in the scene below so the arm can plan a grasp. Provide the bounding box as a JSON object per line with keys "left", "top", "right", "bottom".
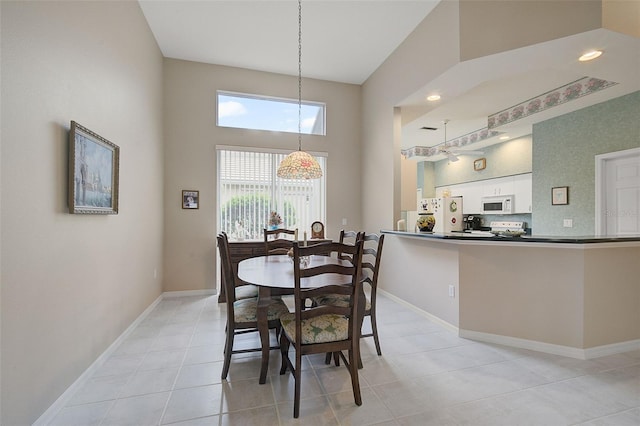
{"left": 552, "top": 186, "right": 569, "bottom": 205}
{"left": 182, "top": 190, "right": 199, "bottom": 209}
{"left": 68, "top": 121, "right": 119, "bottom": 214}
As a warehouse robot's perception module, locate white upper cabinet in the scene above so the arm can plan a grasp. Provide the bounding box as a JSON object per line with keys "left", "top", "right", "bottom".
{"left": 437, "top": 173, "right": 532, "bottom": 215}
{"left": 482, "top": 176, "right": 515, "bottom": 197}
{"left": 513, "top": 173, "right": 532, "bottom": 213}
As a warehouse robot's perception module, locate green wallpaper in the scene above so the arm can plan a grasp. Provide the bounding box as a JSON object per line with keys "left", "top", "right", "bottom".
{"left": 533, "top": 91, "right": 640, "bottom": 235}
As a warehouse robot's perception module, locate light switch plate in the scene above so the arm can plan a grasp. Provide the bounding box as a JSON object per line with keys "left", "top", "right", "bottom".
{"left": 563, "top": 219, "right": 573, "bottom": 227}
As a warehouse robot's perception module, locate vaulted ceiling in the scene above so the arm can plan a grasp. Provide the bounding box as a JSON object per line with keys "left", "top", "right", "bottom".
{"left": 139, "top": 1, "right": 640, "bottom": 160}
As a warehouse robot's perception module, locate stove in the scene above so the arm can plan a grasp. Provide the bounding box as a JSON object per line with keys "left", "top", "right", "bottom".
{"left": 489, "top": 221, "right": 525, "bottom": 233}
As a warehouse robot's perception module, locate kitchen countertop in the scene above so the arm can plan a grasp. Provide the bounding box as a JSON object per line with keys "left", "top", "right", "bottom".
{"left": 381, "top": 230, "right": 640, "bottom": 244}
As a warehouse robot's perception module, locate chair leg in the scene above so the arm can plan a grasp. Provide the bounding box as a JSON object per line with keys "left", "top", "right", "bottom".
{"left": 293, "top": 351, "right": 302, "bottom": 418}
{"left": 279, "top": 332, "right": 290, "bottom": 375}
{"left": 348, "top": 348, "right": 362, "bottom": 406}
{"left": 370, "top": 310, "right": 382, "bottom": 356}
{"left": 324, "top": 352, "right": 332, "bottom": 365}
{"left": 221, "top": 324, "right": 234, "bottom": 380}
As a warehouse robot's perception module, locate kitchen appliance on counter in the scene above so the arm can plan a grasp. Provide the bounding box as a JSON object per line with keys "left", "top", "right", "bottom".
{"left": 463, "top": 220, "right": 526, "bottom": 237}
{"left": 464, "top": 215, "right": 482, "bottom": 231}
{"left": 481, "top": 195, "right": 514, "bottom": 215}
{"left": 489, "top": 220, "right": 526, "bottom": 236}
{"left": 417, "top": 196, "right": 463, "bottom": 233}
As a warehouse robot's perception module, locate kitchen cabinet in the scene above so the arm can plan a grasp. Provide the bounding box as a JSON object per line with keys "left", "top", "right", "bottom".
{"left": 437, "top": 173, "right": 532, "bottom": 215}
{"left": 448, "top": 182, "right": 482, "bottom": 214}
{"left": 482, "top": 176, "right": 515, "bottom": 197}
{"left": 513, "top": 173, "right": 532, "bottom": 213}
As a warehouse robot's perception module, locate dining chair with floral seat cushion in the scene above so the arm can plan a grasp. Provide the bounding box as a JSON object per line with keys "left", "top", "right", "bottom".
{"left": 217, "top": 233, "right": 289, "bottom": 380}
{"left": 278, "top": 240, "right": 365, "bottom": 418}
{"left": 318, "top": 232, "right": 385, "bottom": 365}
{"left": 219, "top": 232, "right": 259, "bottom": 301}
{"left": 263, "top": 228, "right": 297, "bottom": 256}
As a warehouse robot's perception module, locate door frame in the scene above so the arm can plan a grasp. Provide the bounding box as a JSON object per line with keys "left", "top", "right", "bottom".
{"left": 594, "top": 147, "right": 640, "bottom": 235}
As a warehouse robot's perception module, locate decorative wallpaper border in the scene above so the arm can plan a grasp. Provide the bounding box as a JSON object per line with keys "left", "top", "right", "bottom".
{"left": 401, "top": 127, "right": 501, "bottom": 159}
{"left": 402, "top": 76, "right": 618, "bottom": 159}
{"left": 488, "top": 76, "right": 618, "bottom": 129}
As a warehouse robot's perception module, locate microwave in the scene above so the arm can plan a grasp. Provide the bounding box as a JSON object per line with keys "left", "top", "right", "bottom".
{"left": 481, "top": 195, "right": 514, "bottom": 214}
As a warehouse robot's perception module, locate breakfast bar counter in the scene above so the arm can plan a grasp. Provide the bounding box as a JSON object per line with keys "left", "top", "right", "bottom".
{"left": 378, "top": 230, "right": 640, "bottom": 359}
{"left": 381, "top": 229, "right": 640, "bottom": 244}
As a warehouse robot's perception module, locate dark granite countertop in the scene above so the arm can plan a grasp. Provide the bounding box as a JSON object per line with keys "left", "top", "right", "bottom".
{"left": 381, "top": 230, "right": 640, "bottom": 244}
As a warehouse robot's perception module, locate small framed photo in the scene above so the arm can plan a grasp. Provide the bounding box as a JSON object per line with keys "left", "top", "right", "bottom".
{"left": 473, "top": 158, "right": 486, "bottom": 171}
{"left": 182, "top": 190, "right": 199, "bottom": 209}
{"left": 552, "top": 186, "right": 569, "bottom": 205}
{"left": 68, "top": 121, "right": 119, "bottom": 214}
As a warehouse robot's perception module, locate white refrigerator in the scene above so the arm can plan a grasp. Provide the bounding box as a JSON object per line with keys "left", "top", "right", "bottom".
{"left": 417, "top": 196, "right": 464, "bottom": 233}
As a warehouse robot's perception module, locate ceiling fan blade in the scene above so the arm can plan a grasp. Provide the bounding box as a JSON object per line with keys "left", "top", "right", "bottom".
{"left": 447, "top": 153, "right": 459, "bottom": 162}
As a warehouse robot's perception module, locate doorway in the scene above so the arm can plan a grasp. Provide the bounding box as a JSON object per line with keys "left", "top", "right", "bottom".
{"left": 595, "top": 147, "right": 640, "bottom": 236}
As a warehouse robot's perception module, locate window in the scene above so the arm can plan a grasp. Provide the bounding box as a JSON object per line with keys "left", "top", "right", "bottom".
{"left": 217, "top": 147, "right": 326, "bottom": 240}
{"left": 217, "top": 91, "right": 326, "bottom": 135}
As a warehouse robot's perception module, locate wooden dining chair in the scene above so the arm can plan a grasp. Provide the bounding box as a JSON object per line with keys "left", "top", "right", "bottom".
{"left": 219, "top": 232, "right": 259, "bottom": 301}
{"left": 279, "top": 240, "right": 365, "bottom": 418}
{"left": 264, "top": 228, "right": 297, "bottom": 255}
{"left": 337, "top": 229, "right": 362, "bottom": 261}
{"left": 217, "top": 233, "right": 289, "bottom": 380}
{"left": 319, "top": 232, "right": 385, "bottom": 365}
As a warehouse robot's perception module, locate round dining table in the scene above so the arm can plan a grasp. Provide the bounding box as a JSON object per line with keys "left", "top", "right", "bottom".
{"left": 237, "top": 254, "right": 353, "bottom": 384}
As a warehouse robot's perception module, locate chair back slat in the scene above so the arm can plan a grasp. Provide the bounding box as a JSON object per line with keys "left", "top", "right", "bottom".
{"left": 291, "top": 240, "right": 364, "bottom": 345}
{"left": 264, "top": 228, "right": 297, "bottom": 255}
{"left": 337, "top": 230, "right": 362, "bottom": 261}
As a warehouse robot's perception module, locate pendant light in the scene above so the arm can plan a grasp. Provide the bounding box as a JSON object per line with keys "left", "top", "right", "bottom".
{"left": 276, "top": 0, "right": 323, "bottom": 179}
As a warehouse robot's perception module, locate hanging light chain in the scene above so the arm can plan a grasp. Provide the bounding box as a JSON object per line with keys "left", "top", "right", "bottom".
{"left": 298, "top": 0, "right": 302, "bottom": 151}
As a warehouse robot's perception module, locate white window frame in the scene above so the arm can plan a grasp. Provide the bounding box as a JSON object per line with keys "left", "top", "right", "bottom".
{"left": 216, "top": 145, "right": 327, "bottom": 241}
{"left": 216, "top": 90, "right": 326, "bottom": 136}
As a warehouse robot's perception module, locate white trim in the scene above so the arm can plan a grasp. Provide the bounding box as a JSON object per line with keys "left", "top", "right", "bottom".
{"left": 215, "top": 144, "right": 328, "bottom": 158}
{"left": 584, "top": 339, "right": 640, "bottom": 359}
{"left": 459, "top": 329, "right": 640, "bottom": 360}
{"left": 378, "top": 289, "right": 459, "bottom": 334}
{"left": 595, "top": 147, "right": 640, "bottom": 235}
{"left": 33, "top": 290, "right": 215, "bottom": 426}
{"left": 162, "top": 289, "right": 217, "bottom": 298}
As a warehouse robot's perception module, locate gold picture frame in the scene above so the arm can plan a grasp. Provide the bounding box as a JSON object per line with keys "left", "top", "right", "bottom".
{"left": 68, "top": 121, "right": 119, "bottom": 214}
{"left": 473, "top": 158, "right": 486, "bottom": 171}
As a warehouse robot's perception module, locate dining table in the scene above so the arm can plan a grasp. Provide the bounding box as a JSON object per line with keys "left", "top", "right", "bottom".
{"left": 237, "top": 253, "right": 354, "bottom": 384}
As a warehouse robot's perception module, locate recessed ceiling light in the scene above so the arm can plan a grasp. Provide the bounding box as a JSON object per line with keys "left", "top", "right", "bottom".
{"left": 499, "top": 135, "right": 510, "bottom": 140}
{"left": 427, "top": 94, "right": 441, "bottom": 101}
{"left": 579, "top": 50, "right": 603, "bottom": 62}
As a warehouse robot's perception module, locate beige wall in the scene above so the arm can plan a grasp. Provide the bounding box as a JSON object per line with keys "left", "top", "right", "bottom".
{"left": 378, "top": 235, "right": 460, "bottom": 327}
{"left": 459, "top": 244, "right": 640, "bottom": 349}
{"left": 362, "top": 0, "right": 461, "bottom": 234}
{"left": 162, "top": 59, "right": 362, "bottom": 292}
{"left": 0, "top": 1, "right": 164, "bottom": 424}
{"left": 459, "top": 0, "right": 602, "bottom": 61}
{"left": 603, "top": 0, "right": 640, "bottom": 38}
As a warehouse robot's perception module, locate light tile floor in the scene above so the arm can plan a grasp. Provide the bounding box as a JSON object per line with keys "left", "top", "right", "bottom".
{"left": 49, "top": 294, "right": 640, "bottom": 425}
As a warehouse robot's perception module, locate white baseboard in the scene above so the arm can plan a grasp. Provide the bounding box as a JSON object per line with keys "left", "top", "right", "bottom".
{"left": 459, "top": 329, "right": 640, "bottom": 360}
{"left": 378, "top": 289, "right": 640, "bottom": 361}
{"left": 584, "top": 339, "right": 640, "bottom": 359}
{"left": 163, "top": 289, "right": 217, "bottom": 298}
{"left": 33, "top": 290, "right": 214, "bottom": 426}
{"left": 378, "top": 289, "right": 459, "bottom": 334}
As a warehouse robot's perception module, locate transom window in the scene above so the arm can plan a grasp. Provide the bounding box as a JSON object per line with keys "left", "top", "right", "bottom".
{"left": 217, "top": 146, "right": 326, "bottom": 240}
{"left": 216, "top": 91, "right": 326, "bottom": 135}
